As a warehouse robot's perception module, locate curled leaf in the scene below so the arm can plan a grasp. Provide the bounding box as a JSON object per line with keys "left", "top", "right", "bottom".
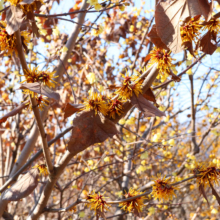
{"left": 131, "top": 94, "right": 165, "bottom": 117}
{"left": 197, "top": 31, "right": 217, "bottom": 55}
{"left": 67, "top": 111, "right": 118, "bottom": 153}
{"left": 208, "top": 179, "right": 220, "bottom": 206}
{"left": 19, "top": 82, "right": 60, "bottom": 101}
{"left": 148, "top": 24, "right": 169, "bottom": 50}
{"left": 2, "top": 169, "right": 39, "bottom": 201}
{"left": 155, "top": 0, "right": 213, "bottom": 53}
{"left": 6, "top": 6, "right": 24, "bottom": 35}
{"left": 198, "top": 184, "right": 210, "bottom": 206}
{"left": 64, "top": 103, "right": 83, "bottom": 119}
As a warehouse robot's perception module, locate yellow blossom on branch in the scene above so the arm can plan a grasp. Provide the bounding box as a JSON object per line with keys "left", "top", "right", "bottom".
{"left": 148, "top": 47, "right": 175, "bottom": 78}
{"left": 180, "top": 17, "right": 202, "bottom": 43}
{"left": 108, "top": 98, "right": 124, "bottom": 119}
{"left": 83, "top": 92, "right": 108, "bottom": 115}
{"left": 35, "top": 95, "right": 49, "bottom": 110}
{"left": 33, "top": 164, "right": 49, "bottom": 176}
{"left": 115, "top": 71, "right": 143, "bottom": 100}
{"left": 0, "top": 21, "right": 30, "bottom": 56}
{"left": 203, "top": 18, "right": 220, "bottom": 35}
{"left": 193, "top": 162, "right": 220, "bottom": 188}
{"left": 151, "top": 175, "right": 177, "bottom": 202}
{"left": 86, "top": 191, "right": 111, "bottom": 217}
{"left": 119, "top": 188, "right": 145, "bottom": 216}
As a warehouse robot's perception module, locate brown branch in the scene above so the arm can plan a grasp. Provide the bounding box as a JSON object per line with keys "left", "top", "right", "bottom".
{"left": 34, "top": 3, "right": 123, "bottom": 18}
{"left": 189, "top": 74, "right": 199, "bottom": 154}
{"left": 15, "top": 30, "right": 54, "bottom": 175}
{"left": 0, "top": 126, "right": 73, "bottom": 193}
{"left": 44, "top": 175, "right": 197, "bottom": 213}
{"left": 131, "top": 15, "right": 154, "bottom": 70}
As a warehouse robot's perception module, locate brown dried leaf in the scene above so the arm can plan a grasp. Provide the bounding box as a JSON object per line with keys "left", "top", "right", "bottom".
{"left": 197, "top": 31, "right": 217, "bottom": 55}
{"left": 19, "top": 82, "right": 60, "bottom": 101}
{"left": 2, "top": 169, "right": 39, "bottom": 201}
{"left": 148, "top": 24, "right": 169, "bottom": 50}
{"left": 0, "top": 101, "right": 28, "bottom": 125}
{"left": 199, "top": 184, "right": 210, "bottom": 206}
{"left": 208, "top": 180, "right": 220, "bottom": 206}
{"left": 6, "top": 6, "right": 24, "bottom": 35}
{"left": 67, "top": 111, "right": 118, "bottom": 153}
{"left": 27, "top": 12, "right": 40, "bottom": 38}
{"left": 131, "top": 94, "right": 165, "bottom": 117}
{"left": 143, "top": 88, "right": 156, "bottom": 103}
{"left": 64, "top": 103, "right": 83, "bottom": 119}
{"left": 155, "top": 0, "right": 213, "bottom": 54}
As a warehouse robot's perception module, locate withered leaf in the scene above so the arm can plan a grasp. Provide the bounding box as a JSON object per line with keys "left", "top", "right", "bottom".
{"left": 197, "top": 31, "right": 217, "bottom": 55}
{"left": 6, "top": 6, "right": 24, "bottom": 35}
{"left": 27, "top": 12, "right": 40, "bottom": 38}
{"left": 64, "top": 103, "right": 83, "bottom": 119}
{"left": 155, "top": 0, "right": 213, "bottom": 54}
{"left": 143, "top": 88, "right": 156, "bottom": 103}
{"left": 0, "top": 101, "right": 28, "bottom": 125}
{"left": 148, "top": 24, "right": 169, "bottom": 50}
{"left": 67, "top": 111, "right": 118, "bottom": 153}
{"left": 19, "top": 82, "right": 60, "bottom": 101}
{"left": 199, "top": 184, "right": 210, "bottom": 206}
{"left": 131, "top": 94, "right": 165, "bottom": 117}
{"left": 2, "top": 169, "right": 39, "bottom": 201}
{"left": 208, "top": 180, "right": 220, "bottom": 206}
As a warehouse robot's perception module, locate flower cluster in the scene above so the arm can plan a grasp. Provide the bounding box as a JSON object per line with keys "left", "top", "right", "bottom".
{"left": 151, "top": 175, "right": 177, "bottom": 202}
{"left": 22, "top": 66, "right": 57, "bottom": 88}
{"left": 148, "top": 47, "right": 175, "bottom": 81}
{"left": 0, "top": 21, "right": 30, "bottom": 56}
{"left": 119, "top": 188, "right": 145, "bottom": 216}
{"left": 107, "top": 98, "right": 124, "bottom": 119}
{"left": 33, "top": 164, "right": 49, "bottom": 176}
{"left": 35, "top": 95, "right": 49, "bottom": 110}
{"left": 7, "top": 0, "right": 44, "bottom": 13}
{"left": 83, "top": 92, "right": 108, "bottom": 116}
{"left": 115, "top": 72, "right": 143, "bottom": 100}
{"left": 180, "top": 17, "right": 202, "bottom": 43}
{"left": 83, "top": 69, "right": 143, "bottom": 117}
{"left": 204, "top": 18, "right": 220, "bottom": 34}
{"left": 86, "top": 191, "right": 110, "bottom": 217}
{"left": 193, "top": 162, "right": 220, "bottom": 188}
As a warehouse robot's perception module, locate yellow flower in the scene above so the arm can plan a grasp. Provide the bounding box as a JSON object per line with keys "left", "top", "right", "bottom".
{"left": 193, "top": 162, "right": 220, "bottom": 188}
{"left": 151, "top": 175, "right": 177, "bottom": 202}
{"left": 180, "top": 17, "right": 202, "bottom": 43}
{"left": 35, "top": 95, "right": 49, "bottom": 110}
{"left": 91, "top": 25, "right": 104, "bottom": 36}
{"left": 148, "top": 47, "right": 175, "bottom": 77}
{"left": 115, "top": 71, "right": 143, "bottom": 100}
{"left": 83, "top": 92, "right": 108, "bottom": 116}
{"left": 108, "top": 98, "right": 124, "bottom": 119}
{"left": 33, "top": 164, "right": 49, "bottom": 176}
{"left": 119, "top": 188, "right": 145, "bottom": 215}
{"left": 86, "top": 191, "right": 111, "bottom": 216}
{"left": 37, "top": 69, "right": 57, "bottom": 88}
{"left": 0, "top": 21, "right": 30, "bottom": 56}
{"left": 203, "top": 18, "right": 220, "bottom": 35}
{"left": 7, "top": 0, "right": 44, "bottom": 13}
